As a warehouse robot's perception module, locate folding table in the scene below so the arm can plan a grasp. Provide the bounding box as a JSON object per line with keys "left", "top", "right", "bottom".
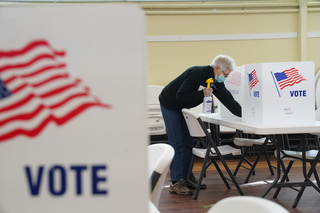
{"left": 200, "top": 113, "right": 320, "bottom": 208}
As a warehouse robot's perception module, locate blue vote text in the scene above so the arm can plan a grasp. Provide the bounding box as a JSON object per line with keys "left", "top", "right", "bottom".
{"left": 25, "top": 164, "right": 108, "bottom": 196}
{"left": 253, "top": 91, "right": 260, "bottom": 97}
{"left": 290, "top": 90, "right": 307, "bottom": 97}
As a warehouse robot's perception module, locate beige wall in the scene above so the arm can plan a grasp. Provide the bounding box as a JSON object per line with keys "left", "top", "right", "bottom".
{"left": 308, "top": 11, "right": 320, "bottom": 74}
{"left": 144, "top": 1, "right": 320, "bottom": 86}
{"left": 1, "top": 0, "right": 319, "bottom": 85}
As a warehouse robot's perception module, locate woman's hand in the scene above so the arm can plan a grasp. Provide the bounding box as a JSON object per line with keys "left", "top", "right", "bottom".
{"left": 203, "top": 87, "right": 213, "bottom": 97}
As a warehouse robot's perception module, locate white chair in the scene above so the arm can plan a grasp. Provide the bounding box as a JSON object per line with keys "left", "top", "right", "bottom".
{"left": 148, "top": 143, "right": 174, "bottom": 208}
{"left": 271, "top": 108, "right": 320, "bottom": 207}
{"left": 233, "top": 136, "right": 281, "bottom": 183}
{"left": 273, "top": 148, "right": 320, "bottom": 206}
{"left": 306, "top": 108, "right": 320, "bottom": 149}
{"left": 149, "top": 200, "right": 160, "bottom": 213}
{"left": 207, "top": 196, "right": 289, "bottom": 213}
{"left": 147, "top": 85, "right": 163, "bottom": 105}
{"left": 181, "top": 108, "right": 244, "bottom": 199}
{"left": 279, "top": 108, "right": 320, "bottom": 155}
{"left": 147, "top": 85, "right": 166, "bottom": 137}
{"left": 147, "top": 114, "right": 166, "bottom": 136}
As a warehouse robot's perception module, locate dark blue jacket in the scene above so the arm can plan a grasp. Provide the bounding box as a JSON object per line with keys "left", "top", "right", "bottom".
{"left": 159, "top": 65, "right": 241, "bottom": 117}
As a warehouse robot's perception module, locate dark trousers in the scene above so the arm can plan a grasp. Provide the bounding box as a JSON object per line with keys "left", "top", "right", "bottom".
{"left": 160, "top": 105, "right": 194, "bottom": 182}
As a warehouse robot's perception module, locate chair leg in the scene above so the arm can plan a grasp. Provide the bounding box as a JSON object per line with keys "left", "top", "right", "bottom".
{"left": 263, "top": 146, "right": 274, "bottom": 175}
{"left": 208, "top": 125, "right": 244, "bottom": 195}
{"left": 186, "top": 155, "right": 196, "bottom": 187}
{"left": 313, "top": 171, "right": 320, "bottom": 188}
{"left": 271, "top": 142, "right": 289, "bottom": 181}
{"left": 281, "top": 134, "right": 291, "bottom": 150}
{"left": 233, "top": 146, "right": 250, "bottom": 177}
{"left": 204, "top": 160, "right": 213, "bottom": 178}
{"left": 244, "top": 145, "right": 264, "bottom": 183}
{"left": 211, "top": 159, "right": 231, "bottom": 189}
{"left": 315, "top": 135, "right": 320, "bottom": 149}
{"left": 292, "top": 158, "right": 320, "bottom": 208}
{"left": 273, "top": 160, "right": 294, "bottom": 198}
{"left": 220, "top": 158, "right": 244, "bottom": 195}
{"left": 310, "top": 161, "right": 320, "bottom": 187}
{"left": 280, "top": 158, "right": 290, "bottom": 182}
{"left": 243, "top": 157, "right": 255, "bottom": 175}
{"left": 295, "top": 148, "right": 320, "bottom": 208}
{"left": 193, "top": 153, "right": 210, "bottom": 200}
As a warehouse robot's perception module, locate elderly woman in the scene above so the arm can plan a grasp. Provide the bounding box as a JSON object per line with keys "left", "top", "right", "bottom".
{"left": 159, "top": 54, "right": 241, "bottom": 195}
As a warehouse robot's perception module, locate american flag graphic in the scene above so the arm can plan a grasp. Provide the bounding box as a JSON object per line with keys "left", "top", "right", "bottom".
{"left": 248, "top": 69, "right": 259, "bottom": 90}
{"left": 0, "top": 39, "right": 111, "bottom": 143}
{"left": 225, "top": 71, "right": 241, "bottom": 86}
{"left": 273, "top": 68, "right": 306, "bottom": 90}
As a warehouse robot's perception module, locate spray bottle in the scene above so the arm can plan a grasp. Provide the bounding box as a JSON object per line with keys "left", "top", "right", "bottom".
{"left": 202, "top": 78, "right": 213, "bottom": 113}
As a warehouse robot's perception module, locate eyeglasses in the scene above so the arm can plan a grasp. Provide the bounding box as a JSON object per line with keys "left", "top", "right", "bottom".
{"left": 221, "top": 70, "right": 229, "bottom": 78}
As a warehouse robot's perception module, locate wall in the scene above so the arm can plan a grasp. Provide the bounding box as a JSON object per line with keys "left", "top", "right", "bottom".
{"left": 143, "top": 0, "right": 320, "bottom": 86}
{"left": 308, "top": 10, "right": 320, "bottom": 74}
{"left": 0, "top": 0, "right": 319, "bottom": 86}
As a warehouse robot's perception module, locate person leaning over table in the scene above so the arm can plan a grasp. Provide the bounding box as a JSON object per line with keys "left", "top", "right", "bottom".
{"left": 158, "top": 54, "right": 242, "bottom": 196}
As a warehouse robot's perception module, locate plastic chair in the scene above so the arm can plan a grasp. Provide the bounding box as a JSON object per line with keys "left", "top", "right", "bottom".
{"left": 306, "top": 108, "right": 320, "bottom": 149}
{"left": 181, "top": 108, "right": 244, "bottom": 199}
{"left": 149, "top": 200, "right": 160, "bottom": 213}
{"left": 147, "top": 85, "right": 164, "bottom": 105}
{"left": 273, "top": 148, "right": 320, "bottom": 207}
{"left": 207, "top": 196, "right": 289, "bottom": 213}
{"left": 148, "top": 143, "right": 175, "bottom": 208}
{"left": 147, "top": 85, "right": 166, "bottom": 137}
{"left": 233, "top": 136, "right": 279, "bottom": 183}
{"left": 270, "top": 109, "right": 320, "bottom": 207}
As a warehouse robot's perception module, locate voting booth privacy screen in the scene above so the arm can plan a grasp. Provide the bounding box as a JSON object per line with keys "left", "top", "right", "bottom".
{"left": 218, "top": 66, "right": 244, "bottom": 118}
{"left": 242, "top": 61, "right": 315, "bottom": 126}
{"left": 0, "top": 5, "right": 148, "bottom": 213}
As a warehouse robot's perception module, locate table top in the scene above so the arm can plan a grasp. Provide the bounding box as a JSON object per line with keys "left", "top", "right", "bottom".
{"left": 200, "top": 113, "right": 320, "bottom": 135}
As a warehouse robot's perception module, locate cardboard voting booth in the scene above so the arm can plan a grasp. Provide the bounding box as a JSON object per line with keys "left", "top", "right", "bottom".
{"left": 0, "top": 5, "right": 148, "bottom": 213}
{"left": 218, "top": 66, "right": 244, "bottom": 118}
{"left": 242, "top": 61, "right": 315, "bottom": 126}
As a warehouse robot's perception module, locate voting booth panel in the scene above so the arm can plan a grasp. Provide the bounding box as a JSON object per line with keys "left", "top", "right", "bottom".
{"left": 0, "top": 5, "right": 148, "bottom": 213}
{"left": 218, "top": 66, "right": 244, "bottom": 118}
{"left": 242, "top": 61, "right": 315, "bottom": 126}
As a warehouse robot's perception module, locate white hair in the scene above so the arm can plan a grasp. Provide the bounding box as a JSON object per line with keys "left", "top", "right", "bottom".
{"left": 210, "top": 54, "right": 236, "bottom": 72}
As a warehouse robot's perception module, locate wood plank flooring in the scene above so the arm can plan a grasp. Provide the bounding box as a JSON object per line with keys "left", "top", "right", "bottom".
{"left": 157, "top": 155, "right": 320, "bottom": 213}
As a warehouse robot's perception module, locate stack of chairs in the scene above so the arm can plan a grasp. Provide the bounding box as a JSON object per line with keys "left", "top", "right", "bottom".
{"left": 147, "top": 85, "right": 166, "bottom": 141}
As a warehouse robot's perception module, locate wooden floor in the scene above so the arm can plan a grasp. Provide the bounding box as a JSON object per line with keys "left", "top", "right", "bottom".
{"left": 158, "top": 155, "right": 320, "bottom": 213}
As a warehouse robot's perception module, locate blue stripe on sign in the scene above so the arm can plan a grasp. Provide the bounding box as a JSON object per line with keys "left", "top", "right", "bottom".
{"left": 0, "top": 78, "right": 11, "bottom": 100}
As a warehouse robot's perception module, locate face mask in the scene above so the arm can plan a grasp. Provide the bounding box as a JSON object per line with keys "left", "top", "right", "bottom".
{"left": 215, "top": 74, "right": 226, "bottom": 83}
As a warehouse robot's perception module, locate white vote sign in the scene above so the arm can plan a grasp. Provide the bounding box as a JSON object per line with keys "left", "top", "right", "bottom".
{"left": 0, "top": 5, "right": 148, "bottom": 213}
{"left": 242, "top": 61, "right": 315, "bottom": 126}
{"left": 218, "top": 66, "right": 244, "bottom": 118}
